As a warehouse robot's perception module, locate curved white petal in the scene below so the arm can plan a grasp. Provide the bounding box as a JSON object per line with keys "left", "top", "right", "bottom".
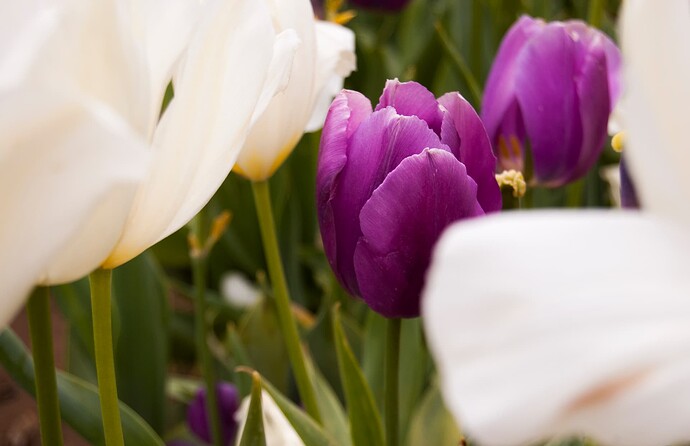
{"left": 423, "top": 211, "right": 690, "bottom": 446}
{"left": 104, "top": 0, "right": 283, "bottom": 268}
{"left": 235, "top": 0, "right": 317, "bottom": 181}
{"left": 305, "top": 20, "right": 356, "bottom": 133}
{"left": 621, "top": 0, "right": 690, "bottom": 227}
{"left": 234, "top": 390, "right": 305, "bottom": 446}
{"left": 0, "top": 89, "right": 148, "bottom": 328}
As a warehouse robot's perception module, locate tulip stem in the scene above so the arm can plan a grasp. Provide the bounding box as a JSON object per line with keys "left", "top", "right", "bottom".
{"left": 27, "top": 287, "right": 64, "bottom": 446}
{"left": 89, "top": 268, "right": 124, "bottom": 446}
{"left": 251, "top": 180, "right": 321, "bottom": 423}
{"left": 190, "top": 209, "right": 224, "bottom": 446}
{"left": 384, "top": 318, "right": 401, "bottom": 446}
{"left": 587, "top": 0, "right": 605, "bottom": 28}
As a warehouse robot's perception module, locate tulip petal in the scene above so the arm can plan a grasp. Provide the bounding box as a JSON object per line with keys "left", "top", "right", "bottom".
{"left": 104, "top": 0, "right": 281, "bottom": 268}
{"left": 481, "top": 15, "right": 543, "bottom": 145}
{"left": 305, "top": 20, "right": 356, "bottom": 133}
{"left": 0, "top": 89, "right": 148, "bottom": 327}
{"left": 438, "top": 92, "right": 501, "bottom": 213}
{"left": 328, "top": 107, "right": 450, "bottom": 294}
{"left": 355, "top": 149, "right": 483, "bottom": 318}
{"left": 621, "top": 0, "right": 690, "bottom": 227}
{"left": 423, "top": 211, "right": 690, "bottom": 446}
{"left": 317, "top": 90, "right": 373, "bottom": 286}
{"left": 514, "top": 24, "right": 583, "bottom": 185}
{"left": 236, "top": 0, "right": 317, "bottom": 181}
{"left": 375, "top": 79, "right": 444, "bottom": 135}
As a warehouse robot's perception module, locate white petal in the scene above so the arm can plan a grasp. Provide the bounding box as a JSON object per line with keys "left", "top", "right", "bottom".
{"left": 422, "top": 211, "right": 690, "bottom": 446}
{"left": 600, "top": 164, "right": 621, "bottom": 207}
{"left": 122, "top": 0, "right": 203, "bottom": 138}
{"left": 0, "top": 89, "right": 148, "bottom": 327}
{"left": 220, "top": 272, "right": 261, "bottom": 308}
{"left": 235, "top": 0, "right": 317, "bottom": 181}
{"left": 620, "top": 0, "right": 690, "bottom": 227}
{"left": 104, "top": 0, "right": 280, "bottom": 268}
{"left": 234, "top": 391, "right": 305, "bottom": 446}
{"left": 305, "top": 21, "right": 356, "bottom": 133}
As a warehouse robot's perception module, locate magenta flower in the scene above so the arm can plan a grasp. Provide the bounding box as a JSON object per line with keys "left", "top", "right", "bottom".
{"left": 349, "top": 0, "right": 411, "bottom": 11}
{"left": 482, "top": 15, "right": 621, "bottom": 187}
{"left": 317, "top": 80, "right": 501, "bottom": 318}
{"left": 187, "top": 383, "right": 239, "bottom": 445}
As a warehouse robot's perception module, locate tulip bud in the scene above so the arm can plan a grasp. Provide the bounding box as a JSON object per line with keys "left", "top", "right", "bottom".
{"left": 187, "top": 382, "right": 240, "bottom": 445}
{"left": 317, "top": 80, "right": 501, "bottom": 318}
{"left": 482, "top": 15, "right": 622, "bottom": 187}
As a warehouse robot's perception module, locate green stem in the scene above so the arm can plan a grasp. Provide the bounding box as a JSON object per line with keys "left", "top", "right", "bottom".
{"left": 251, "top": 180, "right": 321, "bottom": 423}
{"left": 89, "top": 268, "right": 124, "bottom": 446}
{"left": 191, "top": 210, "right": 224, "bottom": 446}
{"left": 384, "top": 318, "right": 401, "bottom": 446}
{"left": 27, "top": 287, "right": 64, "bottom": 446}
{"left": 587, "top": 0, "right": 605, "bottom": 28}
{"left": 434, "top": 21, "right": 483, "bottom": 106}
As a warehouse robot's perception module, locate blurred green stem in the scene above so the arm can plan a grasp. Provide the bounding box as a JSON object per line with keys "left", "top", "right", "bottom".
{"left": 384, "top": 318, "right": 401, "bottom": 446}
{"left": 470, "top": 0, "right": 483, "bottom": 80}
{"left": 434, "top": 21, "right": 483, "bottom": 105}
{"left": 251, "top": 180, "right": 321, "bottom": 423}
{"left": 191, "top": 209, "right": 224, "bottom": 446}
{"left": 89, "top": 268, "right": 124, "bottom": 446}
{"left": 27, "top": 287, "right": 64, "bottom": 446}
{"left": 587, "top": 0, "right": 605, "bottom": 28}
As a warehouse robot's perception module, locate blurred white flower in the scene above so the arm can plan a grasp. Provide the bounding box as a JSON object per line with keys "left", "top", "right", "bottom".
{"left": 422, "top": 1, "right": 690, "bottom": 446}
{"left": 233, "top": 0, "right": 356, "bottom": 181}
{"left": 234, "top": 390, "right": 305, "bottom": 446}
{"left": 220, "top": 272, "right": 261, "bottom": 308}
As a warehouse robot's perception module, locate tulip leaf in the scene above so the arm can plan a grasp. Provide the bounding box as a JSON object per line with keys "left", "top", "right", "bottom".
{"left": 239, "top": 372, "right": 267, "bottom": 446}
{"left": 332, "top": 306, "right": 385, "bottom": 446}
{"left": 404, "top": 378, "right": 461, "bottom": 446}
{"left": 112, "top": 253, "right": 168, "bottom": 433}
{"left": 398, "top": 318, "right": 430, "bottom": 440}
{"left": 0, "top": 328, "right": 164, "bottom": 446}
{"left": 260, "top": 372, "right": 338, "bottom": 446}
{"left": 361, "top": 311, "right": 386, "bottom": 411}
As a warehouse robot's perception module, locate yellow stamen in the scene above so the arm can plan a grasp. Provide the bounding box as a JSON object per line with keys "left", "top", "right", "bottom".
{"left": 208, "top": 210, "right": 232, "bottom": 248}
{"left": 325, "top": 0, "right": 355, "bottom": 24}
{"left": 495, "top": 169, "right": 527, "bottom": 198}
{"left": 611, "top": 131, "right": 625, "bottom": 152}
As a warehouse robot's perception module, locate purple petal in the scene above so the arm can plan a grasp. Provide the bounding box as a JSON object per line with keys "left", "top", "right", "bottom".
{"left": 620, "top": 157, "right": 639, "bottom": 209}
{"left": 328, "top": 108, "right": 450, "bottom": 295}
{"left": 514, "top": 23, "right": 583, "bottom": 186}
{"left": 375, "top": 79, "right": 444, "bottom": 135}
{"left": 354, "top": 149, "right": 484, "bottom": 318}
{"left": 317, "top": 90, "right": 373, "bottom": 290}
{"left": 187, "top": 383, "right": 240, "bottom": 444}
{"left": 565, "top": 34, "right": 611, "bottom": 183}
{"left": 482, "top": 16, "right": 544, "bottom": 146}
{"left": 349, "top": 0, "right": 411, "bottom": 11}
{"left": 438, "top": 92, "right": 502, "bottom": 213}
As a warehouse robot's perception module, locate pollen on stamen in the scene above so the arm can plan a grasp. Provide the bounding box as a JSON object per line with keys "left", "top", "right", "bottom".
{"left": 611, "top": 131, "right": 625, "bottom": 152}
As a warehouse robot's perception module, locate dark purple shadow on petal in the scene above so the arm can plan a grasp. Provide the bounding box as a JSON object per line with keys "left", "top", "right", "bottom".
{"left": 375, "top": 79, "right": 444, "bottom": 135}
{"left": 620, "top": 157, "right": 639, "bottom": 209}
{"left": 482, "top": 15, "right": 544, "bottom": 145}
{"left": 329, "top": 108, "right": 450, "bottom": 295}
{"left": 317, "top": 90, "right": 373, "bottom": 292}
{"left": 354, "top": 149, "right": 484, "bottom": 318}
{"left": 565, "top": 35, "right": 610, "bottom": 184}
{"left": 350, "top": 0, "right": 411, "bottom": 12}
{"left": 514, "top": 23, "right": 583, "bottom": 186}
{"left": 187, "top": 383, "right": 240, "bottom": 445}
{"left": 438, "top": 92, "right": 502, "bottom": 213}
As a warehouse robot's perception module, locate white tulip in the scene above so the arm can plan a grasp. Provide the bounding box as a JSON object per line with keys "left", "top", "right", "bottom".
{"left": 234, "top": 390, "right": 305, "bottom": 446}
{"left": 422, "top": 1, "right": 690, "bottom": 445}
{"left": 234, "top": 0, "right": 356, "bottom": 181}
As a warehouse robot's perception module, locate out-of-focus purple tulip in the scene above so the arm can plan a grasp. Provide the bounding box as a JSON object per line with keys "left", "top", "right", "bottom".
{"left": 349, "top": 0, "right": 411, "bottom": 11}
{"left": 482, "top": 15, "right": 622, "bottom": 187}
{"left": 187, "top": 382, "right": 240, "bottom": 445}
{"left": 317, "top": 79, "right": 501, "bottom": 318}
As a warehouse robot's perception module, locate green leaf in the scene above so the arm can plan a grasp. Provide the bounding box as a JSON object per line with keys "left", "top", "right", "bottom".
{"left": 361, "top": 311, "right": 386, "bottom": 412}
{"left": 112, "top": 253, "right": 168, "bottom": 433}
{"left": 332, "top": 306, "right": 384, "bottom": 446}
{"left": 398, "top": 319, "right": 429, "bottom": 441}
{"left": 261, "top": 372, "right": 337, "bottom": 446}
{"left": 239, "top": 372, "right": 267, "bottom": 446}
{"left": 404, "top": 379, "right": 461, "bottom": 446}
{"left": 0, "top": 329, "right": 164, "bottom": 446}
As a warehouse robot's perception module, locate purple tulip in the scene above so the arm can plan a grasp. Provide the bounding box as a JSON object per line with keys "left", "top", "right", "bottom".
{"left": 187, "top": 382, "right": 240, "bottom": 445}
{"left": 482, "top": 15, "right": 622, "bottom": 187}
{"left": 317, "top": 80, "right": 501, "bottom": 318}
{"left": 349, "top": 0, "right": 411, "bottom": 11}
